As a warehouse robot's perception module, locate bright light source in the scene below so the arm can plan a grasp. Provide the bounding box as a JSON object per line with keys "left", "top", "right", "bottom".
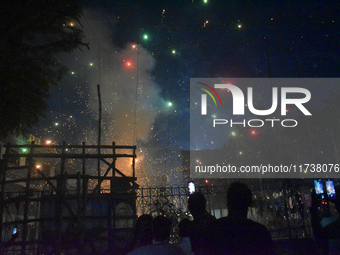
{"left": 36, "top": 164, "right": 42, "bottom": 169}
{"left": 172, "top": 50, "right": 176, "bottom": 54}
{"left": 124, "top": 60, "right": 133, "bottom": 68}
{"left": 45, "top": 140, "right": 52, "bottom": 145}
{"left": 143, "top": 34, "right": 148, "bottom": 40}
{"left": 168, "top": 102, "right": 173, "bottom": 107}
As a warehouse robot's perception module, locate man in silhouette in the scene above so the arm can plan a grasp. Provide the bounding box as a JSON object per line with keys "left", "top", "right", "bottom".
{"left": 207, "top": 182, "right": 274, "bottom": 254}
{"left": 176, "top": 218, "right": 195, "bottom": 255}
{"left": 188, "top": 192, "right": 216, "bottom": 254}
{"left": 129, "top": 215, "right": 184, "bottom": 255}
{"left": 126, "top": 214, "right": 154, "bottom": 254}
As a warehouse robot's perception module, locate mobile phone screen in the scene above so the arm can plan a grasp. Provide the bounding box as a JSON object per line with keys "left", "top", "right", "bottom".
{"left": 314, "top": 179, "right": 325, "bottom": 199}
{"left": 326, "top": 179, "right": 336, "bottom": 199}
{"left": 188, "top": 181, "right": 195, "bottom": 195}
{"left": 12, "top": 227, "right": 17, "bottom": 235}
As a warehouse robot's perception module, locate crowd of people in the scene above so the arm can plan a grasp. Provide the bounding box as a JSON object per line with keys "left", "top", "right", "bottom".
{"left": 125, "top": 182, "right": 275, "bottom": 255}
{"left": 125, "top": 181, "right": 340, "bottom": 255}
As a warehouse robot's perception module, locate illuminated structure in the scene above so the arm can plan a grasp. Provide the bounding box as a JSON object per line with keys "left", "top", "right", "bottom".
{"left": 0, "top": 141, "right": 137, "bottom": 254}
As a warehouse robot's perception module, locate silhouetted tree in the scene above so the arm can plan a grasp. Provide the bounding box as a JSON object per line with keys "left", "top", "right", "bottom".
{"left": 0, "top": 0, "right": 88, "bottom": 139}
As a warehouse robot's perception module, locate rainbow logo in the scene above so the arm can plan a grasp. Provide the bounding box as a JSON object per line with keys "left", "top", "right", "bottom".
{"left": 198, "top": 82, "right": 223, "bottom": 107}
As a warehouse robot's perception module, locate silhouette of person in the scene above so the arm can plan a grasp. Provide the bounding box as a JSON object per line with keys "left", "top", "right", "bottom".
{"left": 129, "top": 215, "right": 184, "bottom": 255}
{"left": 207, "top": 182, "right": 274, "bottom": 255}
{"left": 188, "top": 192, "right": 216, "bottom": 254}
{"left": 311, "top": 185, "right": 340, "bottom": 254}
{"left": 127, "top": 214, "right": 153, "bottom": 254}
{"left": 175, "top": 218, "right": 195, "bottom": 255}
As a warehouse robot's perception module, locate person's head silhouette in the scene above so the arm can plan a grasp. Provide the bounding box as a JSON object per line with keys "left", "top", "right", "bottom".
{"left": 188, "top": 192, "right": 207, "bottom": 218}
{"left": 227, "top": 182, "right": 252, "bottom": 218}
{"left": 153, "top": 215, "right": 171, "bottom": 242}
{"left": 134, "top": 214, "right": 153, "bottom": 246}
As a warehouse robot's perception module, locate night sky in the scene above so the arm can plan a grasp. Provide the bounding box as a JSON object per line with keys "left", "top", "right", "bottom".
{"left": 32, "top": 0, "right": 339, "bottom": 186}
